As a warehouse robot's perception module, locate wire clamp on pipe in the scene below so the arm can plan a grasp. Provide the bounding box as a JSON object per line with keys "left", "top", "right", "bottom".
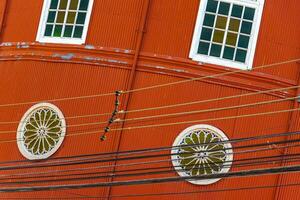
{"left": 100, "top": 89, "right": 122, "bottom": 141}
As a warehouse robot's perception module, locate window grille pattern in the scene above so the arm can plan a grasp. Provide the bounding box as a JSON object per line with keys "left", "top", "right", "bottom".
{"left": 172, "top": 125, "right": 233, "bottom": 185}
{"left": 189, "top": 0, "right": 264, "bottom": 70}
{"left": 36, "top": 0, "right": 93, "bottom": 44}
{"left": 198, "top": 0, "right": 255, "bottom": 63}
{"left": 17, "top": 103, "right": 66, "bottom": 160}
{"left": 45, "top": 0, "right": 90, "bottom": 38}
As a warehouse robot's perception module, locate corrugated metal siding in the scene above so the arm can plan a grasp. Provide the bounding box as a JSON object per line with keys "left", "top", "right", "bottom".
{"left": 0, "top": 0, "right": 299, "bottom": 199}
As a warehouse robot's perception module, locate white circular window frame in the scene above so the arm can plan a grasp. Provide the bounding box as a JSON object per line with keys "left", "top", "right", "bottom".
{"left": 171, "top": 124, "right": 233, "bottom": 185}
{"left": 17, "top": 103, "right": 66, "bottom": 160}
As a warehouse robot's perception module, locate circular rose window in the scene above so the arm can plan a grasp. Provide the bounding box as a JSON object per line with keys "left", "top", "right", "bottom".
{"left": 17, "top": 103, "right": 66, "bottom": 160}
{"left": 171, "top": 124, "right": 233, "bottom": 185}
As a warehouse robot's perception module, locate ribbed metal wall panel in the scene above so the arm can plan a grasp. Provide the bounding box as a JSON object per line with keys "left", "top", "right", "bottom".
{"left": 0, "top": 60, "right": 130, "bottom": 198}
{"left": 109, "top": 70, "right": 294, "bottom": 200}
{"left": 0, "top": 0, "right": 299, "bottom": 199}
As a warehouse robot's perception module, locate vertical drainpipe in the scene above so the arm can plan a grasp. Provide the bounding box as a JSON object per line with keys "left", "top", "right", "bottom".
{"left": 106, "top": 0, "right": 151, "bottom": 199}
{"left": 0, "top": 0, "right": 8, "bottom": 39}
{"left": 274, "top": 62, "right": 300, "bottom": 200}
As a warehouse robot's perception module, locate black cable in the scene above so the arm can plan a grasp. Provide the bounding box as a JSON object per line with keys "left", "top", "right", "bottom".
{"left": 1, "top": 164, "right": 300, "bottom": 192}
{"left": 0, "top": 137, "right": 299, "bottom": 172}
{"left": 2, "top": 152, "right": 300, "bottom": 185}
{"left": 1, "top": 129, "right": 299, "bottom": 166}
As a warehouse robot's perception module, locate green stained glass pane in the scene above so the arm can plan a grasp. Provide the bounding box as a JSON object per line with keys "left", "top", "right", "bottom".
{"left": 198, "top": 42, "right": 210, "bottom": 55}
{"left": 213, "top": 30, "right": 224, "bottom": 43}
{"left": 210, "top": 44, "right": 222, "bottom": 57}
{"left": 56, "top": 11, "right": 66, "bottom": 23}
{"left": 63, "top": 25, "right": 73, "bottom": 37}
{"left": 53, "top": 25, "right": 63, "bottom": 37}
{"left": 231, "top": 5, "right": 243, "bottom": 18}
{"left": 50, "top": 0, "right": 59, "bottom": 9}
{"left": 203, "top": 14, "right": 215, "bottom": 27}
{"left": 244, "top": 7, "right": 255, "bottom": 21}
{"left": 206, "top": 0, "right": 218, "bottom": 13}
{"left": 76, "top": 12, "right": 87, "bottom": 24}
{"left": 44, "top": 25, "right": 53, "bottom": 36}
{"left": 241, "top": 21, "right": 253, "bottom": 34}
{"left": 59, "top": 0, "right": 68, "bottom": 9}
{"left": 229, "top": 18, "right": 240, "bottom": 32}
{"left": 200, "top": 27, "right": 213, "bottom": 41}
{"left": 238, "top": 35, "right": 250, "bottom": 48}
{"left": 47, "top": 11, "right": 56, "bottom": 23}
{"left": 79, "top": 0, "right": 90, "bottom": 11}
{"left": 73, "top": 26, "right": 84, "bottom": 38}
{"left": 226, "top": 32, "right": 237, "bottom": 46}
{"left": 69, "top": 0, "right": 79, "bottom": 10}
{"left": 223, "top": 46, "right": 235, "bottom": 60}
{"left": 235, "top": 49, "right": 247, "bottom": 62}
{"left": 67, "top": 12, "right": 76, "bottom": 23}
{"left": 215, "top": 16, "right": 227, "bottom": 29}
{"left": 218, "top": 2, "right": 230, "bottom": 15}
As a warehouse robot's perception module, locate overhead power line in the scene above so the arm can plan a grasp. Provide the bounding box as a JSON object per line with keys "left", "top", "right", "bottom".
{"left": 2, "top": 152, "right": 300, "bottom": 185}
{"left": 0, "top": 94, "right": 297, "bottom": 135}
{"left": 0, "top": 84, "right": 298, "bottom": 126}
{"left": 4, "top": 181, "right": 300, "bottom": 199}
{"left": 1, "top": 164, "right": 300, "bottom": 193}
{"left": 0, "top": 127, "right": 300, "bottom": 167}
{"left": 0, "top": 58, "right": 297, "bottom": 109}
{"left": 0, "top": 105, "right": 299, "bottom": 144}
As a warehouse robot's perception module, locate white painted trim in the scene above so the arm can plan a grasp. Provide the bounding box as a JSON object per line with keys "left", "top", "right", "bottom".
{"left": 17, "top": 103, "right": 66, "bottom": 160}
{"left": 171, "top": 124, "right": 233, "bottom": 185}
{"left": 189, "top": 0, "right": 265, "bottom": 70}
{"left": 36, "top": 0, "right": 94, "bottom": 45}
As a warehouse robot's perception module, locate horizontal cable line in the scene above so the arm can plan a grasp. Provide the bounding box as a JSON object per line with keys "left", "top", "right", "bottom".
{"left": 1, "top": 139, "right": 298, "bottom": 182}
{"left": 1, "top": 153, "right": 300, "bottom": 186}
{"left": 110, "top": 107, "right": 300, "bottom": 132}
{"left": 4, "top": 181, "right": 300, "bottom": 199}
{"left": 1, "top": 163, "right": 300, "bottom": 192}
{"left": 0, "top": 112, "right": 112, "bottom": 125}
{"left": 123, "top": 85, "right": 300, "bottom": 114}
{"left": 3, "top": 151, "right": 300, "bottom": 184}
{"left": 1, "top": 102, "right": 299, "bottom": 143}
{"left": 123, "top": 58, "right": 300, "bottom": 94}
{"left": 1, "top": 128, "right": 300, "bottom": 167}
{"left": 116, "top": 96, "right": 298, "bottom": 123}
{"left": 0, "top": 58, "right": 298, "bottom": 109}
{"left": 0, "top": 137, "right": 299, "bottom": 173}
{"left": 0, "top": 84, "right": 298, "bottom": 126}
{"left": 1, "top": 94, "right": 297, "bottom": 135}
{"left": 67, "top": 181, "right": 300, "bottom": 199}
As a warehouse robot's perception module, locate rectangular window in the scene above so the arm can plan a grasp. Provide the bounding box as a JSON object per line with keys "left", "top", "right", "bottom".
{"left": 189, "top": 0, "right": 264, "bottom": 70}
{"left": 36, "top": 0, "right": 94, "bottom": 44}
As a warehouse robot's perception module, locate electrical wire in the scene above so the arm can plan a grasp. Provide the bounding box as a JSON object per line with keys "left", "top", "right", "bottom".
{"left": 1, "top": 164, "right": 300, "bottom": 192}
{"left": 0, "top": 94, "right": 297, "bottom": 135}
{"left": 0, "top": 137, "right": 299, "bottom": 174}
{"left": 123, "top": 58, "right": 300, "bottom": 94}
{"left": 2, "top": 151, "right": 300, "bottom": 184}
{"left": 0, "top": 106, "right": 299, "bottom": 145}
{"left": 0, "top": 58, "right": 297, "bottom": 109}
{"left": 1, "top": 138, "right": 299, "bottom": 185}
{"left": 0, "top": 84, "right": 298, "bottom": 126}
{"left": 1, "top": 129, "right": 300, "bottom": 167}
{"left": 3, "top": 181, "right": 300, "bottom": 199}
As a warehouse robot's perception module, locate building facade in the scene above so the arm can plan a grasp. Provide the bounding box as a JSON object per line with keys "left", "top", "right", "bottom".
{"left": 0, "top": 0, "right": 299, "bottom": 199}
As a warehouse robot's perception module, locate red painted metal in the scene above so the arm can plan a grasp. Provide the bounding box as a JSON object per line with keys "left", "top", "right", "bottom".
{"left": 0, "top": 0, "right": 299, "bottom": 199}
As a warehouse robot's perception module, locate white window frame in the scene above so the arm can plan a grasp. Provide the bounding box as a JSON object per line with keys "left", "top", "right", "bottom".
{"left": 36, "top": 0, "right": 94, "bottom": 45}
{"left": 189, "top": 0, "right": 265, "bottom": 70}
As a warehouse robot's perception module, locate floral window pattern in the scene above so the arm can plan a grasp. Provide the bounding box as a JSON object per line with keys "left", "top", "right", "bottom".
{"left": 17, "top": 103, "right": 66, "bottom": 160}
{"left": 171, "top": 124, "right": 233, "bottom": 185}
